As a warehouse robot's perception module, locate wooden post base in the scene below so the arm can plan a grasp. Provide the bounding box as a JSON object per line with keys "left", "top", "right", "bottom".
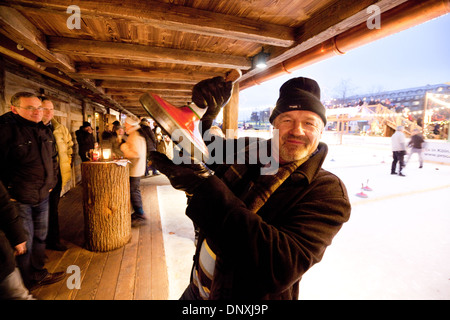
{"left": 81, "top": 161, "right": 131, "bottom": 252}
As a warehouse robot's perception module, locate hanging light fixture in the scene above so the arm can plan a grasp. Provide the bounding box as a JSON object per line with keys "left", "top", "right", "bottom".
{"left": 252, "top": 48, "right": 270, "bottom": 69}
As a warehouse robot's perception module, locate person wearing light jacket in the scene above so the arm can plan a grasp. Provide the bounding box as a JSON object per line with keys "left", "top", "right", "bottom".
{"left": 120, "top": 117, "right": 147, "bottom": 226}
{"left": 41, "top": 98, "right": 74, "bottom": 251}
{"left": 391, "top": 125, "right": 407, "bottom": 176}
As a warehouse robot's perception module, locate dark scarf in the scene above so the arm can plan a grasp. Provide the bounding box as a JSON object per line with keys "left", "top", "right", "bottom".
{"left": 221, "top": 140, "right": 310, "bottom": 213}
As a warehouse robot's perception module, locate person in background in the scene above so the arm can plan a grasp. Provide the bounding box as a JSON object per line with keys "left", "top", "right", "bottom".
{"left": 75, "top": 121, "right": 95, "bottom": 162}
{"left": 391, "top": 125, "right": 407, "bottom": 176}
{"left": 102, "top": 120, "right": 122, "bottom": 143}
{"left": 139, "top": 118, "right": 159, "bottom": 176}
{"left": 0, "top": 181, "right": 35, "bottom": 300}
{"left": 150, "top": 77, "right": 351, "bottom": 300}
{"left": 407, "top": 128, "right": 425, "bottom": 168}
{"left": 111, "top": 124, "right": 125, "bottom": 159}
{"left": 0, "top": 92, "right": 65, "bottom": 290}
{"left": 120, "top": 117, "right": 147, "bottom": 226}
{"left": 101, "top": 123, "right": 114, "bottom": 141}
{"left": 102, "top": 120, "right": 125, "bottom": 159}
{"left": 41, "top": 98, "right": 74, "bottom": 251}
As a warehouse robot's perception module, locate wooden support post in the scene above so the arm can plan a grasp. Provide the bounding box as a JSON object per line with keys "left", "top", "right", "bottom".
{"left": 0, "top": 56, "right": 6, "bottom": 114}
{"left": 222, "top": 83, "right": 239, "bottom": 138}
{"left": 82, "top": 99, "right": 87, "bottom": 122}
{"left": 81, "top": 161, "right": 131, "bottom": 252}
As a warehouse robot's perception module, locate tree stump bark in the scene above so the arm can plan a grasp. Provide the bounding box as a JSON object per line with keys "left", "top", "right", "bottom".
{"left": 81, "top": 161, "right": 131, "bottom": 252}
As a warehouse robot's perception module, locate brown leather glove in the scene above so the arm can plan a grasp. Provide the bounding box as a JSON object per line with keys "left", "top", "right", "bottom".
{"left": 192, "top": 76, "right": 233, "bottom": 122}
{"left": 149, "top": 151, "right": 212, "bottom": 195}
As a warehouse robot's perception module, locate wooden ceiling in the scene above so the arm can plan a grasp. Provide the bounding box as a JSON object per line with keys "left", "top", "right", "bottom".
{"left": 0, "top": 0, "right": 448, "bottom": 118}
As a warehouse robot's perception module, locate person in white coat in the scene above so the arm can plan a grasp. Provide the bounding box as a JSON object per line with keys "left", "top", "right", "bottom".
{"left": 391, "top": 125, "right": 407, "bottom": 176}
{"left": 120, "top": 117, "right": 147, "bottom": 226}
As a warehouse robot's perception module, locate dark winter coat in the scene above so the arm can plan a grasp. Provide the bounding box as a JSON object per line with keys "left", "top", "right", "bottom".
{"left": 186, "top": 141, "right": 351, "bottom": 299}
{"left": 75, "top": 127, "right": 95, "bottom": 162}
{"left": 0, "top": 181, "right": 27, "bottom": 281}
{"left": 0, "top": 112, "right": 58, "bottom": 205}
{"left": 408, "top": 134, "right": 425, "bottom": 149}
{"left": 139, "top": 125, "right": 157, "bottom": 153}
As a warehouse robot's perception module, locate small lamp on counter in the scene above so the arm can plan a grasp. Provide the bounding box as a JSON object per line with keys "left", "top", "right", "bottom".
{"left": 102, "top": 147, "right": 112, "bottom": 161}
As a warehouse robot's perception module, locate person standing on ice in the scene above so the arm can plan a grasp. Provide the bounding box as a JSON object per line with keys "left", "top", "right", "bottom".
{"left": 149, "top": 76, "right": 351, "bottom": 300}
{"left": 407, "top": 128, "right": 425, "bottom": 168}
{"left": 391, "top": 125, "right": 407, "bottom": 176}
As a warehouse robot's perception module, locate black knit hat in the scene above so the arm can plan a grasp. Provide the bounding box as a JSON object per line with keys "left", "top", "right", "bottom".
{"left": 269, "top": 77, "right": 327, "bottom": 125}
{"left": 82, "top": 121, "right": 91, "bottom": 128}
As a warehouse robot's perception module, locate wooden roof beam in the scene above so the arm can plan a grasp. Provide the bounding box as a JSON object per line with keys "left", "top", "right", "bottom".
{"left": 0, "top": 5, "right": 134, "bottom": 115}
{"left": 113, "top": 95, "right": 191, "bottom": 102}
{"left": 99, "top": 81, "right": 193, "bottom": 92}
{"left": 75, "top": 64, "right": 221, "bottom": 83}
{"left": 48, "top": 37, "right": 251, "bottom": 70}
{"left": 7, "top": 0, "right": 294, "bottom": 47}
{"left": 107, "top": 89, "right": 191, "bottom": 98}
{"left": 0, "top": 5, "right": 75, "bottom": 73}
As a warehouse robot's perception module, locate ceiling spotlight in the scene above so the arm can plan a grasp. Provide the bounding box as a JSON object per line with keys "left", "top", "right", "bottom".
{"left": 16, "top": 44, "right": 25, "bottom": 51}
{"left": 252, "top": 48, "right": 270, "bottom": 69}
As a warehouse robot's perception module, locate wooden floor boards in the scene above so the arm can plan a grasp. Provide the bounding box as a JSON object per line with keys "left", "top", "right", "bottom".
{"left": 31, "top": 180, "right": 168, "bottom": 300}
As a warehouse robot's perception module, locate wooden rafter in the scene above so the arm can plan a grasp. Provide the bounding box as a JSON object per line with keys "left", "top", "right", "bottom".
{"left": 48, "top": 37, "right": 252, "bottom": 70}
{"left": 7, "top": 0, "right": 295, "bottom": 47}
{"left": 0, "top": 6, "right": 74, "bottom": 73}
{"left": 99, "top": 81, "right": 193, "bottom": 92}
{"left": 0, "top": 5, "right": 131, "bottom": 112}
{"left": 75, "top": 64, "right": 222, "bottom": 83}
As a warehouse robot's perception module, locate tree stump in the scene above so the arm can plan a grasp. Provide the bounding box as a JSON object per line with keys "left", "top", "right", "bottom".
{"left": 81, "top": 161, "right": 131, "bottom": 252}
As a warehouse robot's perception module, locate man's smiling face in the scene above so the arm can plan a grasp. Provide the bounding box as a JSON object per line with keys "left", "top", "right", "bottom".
{"left": 273, "top": 110, "right": 324, "bottom": 164}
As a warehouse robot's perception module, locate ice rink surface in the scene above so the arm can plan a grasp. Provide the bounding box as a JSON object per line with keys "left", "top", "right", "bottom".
{"left": 158, "top": 135, "right": 450, "bottom": 300}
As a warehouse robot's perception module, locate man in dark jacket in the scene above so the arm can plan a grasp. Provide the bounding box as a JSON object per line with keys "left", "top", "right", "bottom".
{"left": 75, "top": 121, "right": 95, "bottom": 162}
{"left": 0, "top": 92, "right": 65, "bottom": 290}
{"left": 139, "top": 118, "right": 159, "bottom": 176}
{"left": 407, "top": 128, "right": 425, "bottom": 168}
{"left": 0, "top": 181, "right": 34, "bottom": 299}
{"left": 150, "top": 77, "right": 351, "bottom": 300}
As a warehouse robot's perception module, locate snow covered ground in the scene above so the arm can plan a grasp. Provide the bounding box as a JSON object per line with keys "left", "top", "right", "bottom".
{"left": 158, "top": 133, "right": 450, "bottom": 300}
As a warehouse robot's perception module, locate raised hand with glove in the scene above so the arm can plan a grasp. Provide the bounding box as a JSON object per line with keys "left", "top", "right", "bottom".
{"left": 192, "top": 76, "right": 233, "bottom": 135}
{"left": 149, "top": 151, "right": 212, "bottom": 195}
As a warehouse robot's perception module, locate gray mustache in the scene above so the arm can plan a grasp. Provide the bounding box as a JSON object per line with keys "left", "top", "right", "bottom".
{"left": 283, "top": 134, "right": 307, "bottom": 143}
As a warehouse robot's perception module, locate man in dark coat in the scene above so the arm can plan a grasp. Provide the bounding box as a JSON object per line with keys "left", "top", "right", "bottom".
{"left": 407, "top": 128, "right": 425, "bottom": 168}
{"left": 0, "top": 181, "right": 34, "bottom": 299}
{"left": 0, "top": 92, "right": 65, "bottom": 290}
{"left": 75, "top": 121, "right": 95, "bottom": 162}
{"left": 139, "top": 118, "right": 159, "bottom": 176}
{"left": 150, "top": 77, "right": 351, "bottom": 300}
